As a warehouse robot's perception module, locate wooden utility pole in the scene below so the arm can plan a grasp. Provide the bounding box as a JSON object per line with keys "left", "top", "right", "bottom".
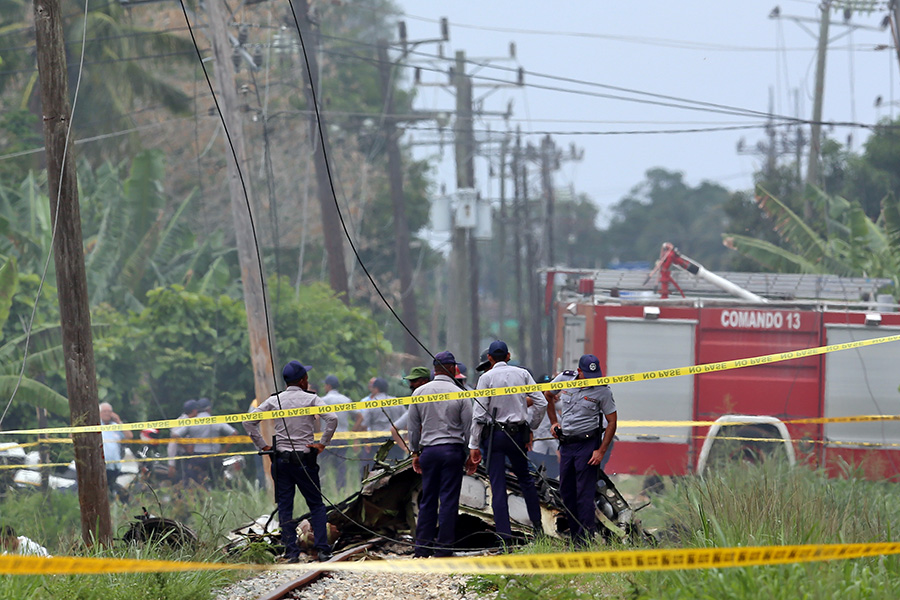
{"left": 450, "top": 50, "right": 475, "bottom": 363}
{"left": 377, "top": 41, "right": 420, "bottom": 357}
{"left": 806, "top": 0, "right": 832, "bottom": 192}
{"left": 205, "top": 0, "right": 277, "bottom": 442}
{"left": 32, "top": 0, "right": 111, "bottom": 545}
{"left": 294, "top": 0, "right": 349, "bottom": 303}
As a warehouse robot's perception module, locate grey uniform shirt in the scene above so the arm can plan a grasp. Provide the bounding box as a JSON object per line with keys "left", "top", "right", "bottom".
{"left": 175, "top": 411, "right": 237, "bottom": 453}
{"left": 558, "top": 384, "right": 616, "bottom": 436}
{"left": 469, "top": 361, "right": 547, "bottom": 449}
{"left": 322, "top": 389, "right": 354, "bottom": 432}
{"left": 361, "top": 393, "right": 407, "bottom": 433}
{"left": 408, "top": 374, "right": 473, "bottom": 454}
{"left": 244, "top": 386, "right": 338, "bottom": 452}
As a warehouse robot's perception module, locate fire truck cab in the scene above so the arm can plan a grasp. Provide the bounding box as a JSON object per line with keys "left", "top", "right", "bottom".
{"left": 549, "top": 244, "right": 900, "bottom": 480}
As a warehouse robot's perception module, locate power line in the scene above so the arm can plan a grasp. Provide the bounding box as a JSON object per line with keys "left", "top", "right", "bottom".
{"left": 395, "top": 11, "right": 889, "bottom": 52}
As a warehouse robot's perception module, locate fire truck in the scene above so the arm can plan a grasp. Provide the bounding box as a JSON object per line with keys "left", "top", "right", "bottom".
{"left": 549, "top": 243, "right": 900, "bottom": 480}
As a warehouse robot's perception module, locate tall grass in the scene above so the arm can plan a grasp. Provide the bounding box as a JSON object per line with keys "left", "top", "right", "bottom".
{"left": 467, "top": 459, "right": 900, "bottom": 599}
{"left": 0, "top": 480, "right": 276, "bottom": 600}
{"left": 632, "top": 459, "right": 900, "bottom": 599}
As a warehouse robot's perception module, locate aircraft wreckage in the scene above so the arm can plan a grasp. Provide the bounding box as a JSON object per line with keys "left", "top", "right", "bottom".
{"left": 224, "top": 442, "right": 656, "bottom": 556}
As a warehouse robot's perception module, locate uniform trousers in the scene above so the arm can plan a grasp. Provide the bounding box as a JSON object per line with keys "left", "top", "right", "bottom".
{"left": 559, "top": 437, "right": 599, "bottom": 545}
{"left": 415, "top": 443, "right": 467, "bottom": 557}
{"left": 483, "top": 428, "right": 543, "bottom": 541}
{"left": 272, "top": 452, "right": 331, "bottom": 558}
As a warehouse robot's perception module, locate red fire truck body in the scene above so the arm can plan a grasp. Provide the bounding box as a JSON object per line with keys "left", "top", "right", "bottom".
{"left": 550, "top": 252, "right": 900, "bottom": 480}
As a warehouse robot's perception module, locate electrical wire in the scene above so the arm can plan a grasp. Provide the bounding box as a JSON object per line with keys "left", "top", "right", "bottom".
{"left": 392, "top": 10, "right": 881, "bottom": 52}
{"left": 0, "top": 0, "right": 91, "bottom": 428}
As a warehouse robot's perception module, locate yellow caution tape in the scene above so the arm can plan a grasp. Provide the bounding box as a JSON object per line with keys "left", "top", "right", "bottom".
{"left": 3, "top": 542, "right": 900, "bottom": 575}
{"left": 2, "top": 333, "right": 899, "bottom": 437}
{"left": 0, "top": 441, "right": 396, "bottom": 471}
{"left": 0, "top": 431, "right": 404, "bottom": 448}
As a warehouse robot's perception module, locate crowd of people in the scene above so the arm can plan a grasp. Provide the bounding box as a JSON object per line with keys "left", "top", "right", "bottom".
{"left": 245, "top": 341, "right": 617, "bottom": 562}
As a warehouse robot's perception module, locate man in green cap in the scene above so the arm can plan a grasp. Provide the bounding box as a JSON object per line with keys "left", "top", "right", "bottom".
{"left": 407, "top": 351, "right": 472, "bottom": 557}
{"left": 404, "top": 366, "right": 432, "bottom": 393}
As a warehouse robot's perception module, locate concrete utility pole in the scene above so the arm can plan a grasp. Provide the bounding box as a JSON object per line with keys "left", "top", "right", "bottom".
{"left": 522, "top": 159, "right": 542, "bottom": 371}
{"left": 890, "top": 1, "right": 900, "bottom": 79}
{"left": 450, "top": 50, "right": 476, "bottom": 363}
{"left": 206, "top": 0, "right": 277, "bottom": 445}
{"left": 377, "top": 41, "right": 420, "bottom": 358}
{"left": 32, "top": 0, "right": 112, "bottom": 545}
{"left": 513, "top": 130, "right": 527, "bottom": 365}
{"left": 294, "top": 0, "right": 349, "bottom": 303}
{"left": 497, "top": 136, "right": 509, "bottom": 341}
{"left": 806, "top": 0, "right": 832, "bottom": 191}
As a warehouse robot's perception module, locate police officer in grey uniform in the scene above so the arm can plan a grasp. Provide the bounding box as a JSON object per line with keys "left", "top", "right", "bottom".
{"left": 546, "top": 354, "right": 617, "bottom": 546}
{"left": 173, "top": 397, "right": 238, "bottom": 485}
{"left": 244, "top": 360, "right": 337, "bottom": 562}
{"left": 468, "top": 340, "right": 547, "bottom": 542}
{"left": 408, "top": 351, "right": 473, "bottom": 557}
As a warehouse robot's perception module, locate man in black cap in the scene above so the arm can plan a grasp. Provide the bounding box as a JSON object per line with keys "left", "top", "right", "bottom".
{"left": 467, "top": 340, "right": 547, "bottom": 543}
{"left": 407, "top": 351, "right": 472, "bottom": 557}
{"left": 244, "top": 360, "right": 337, "bottom": 562}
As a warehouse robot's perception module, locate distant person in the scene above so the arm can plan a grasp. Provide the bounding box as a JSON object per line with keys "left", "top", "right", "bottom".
{"left": 173, "top": 397, "right": 238, "bottom": 486}
{"left": 468, "top": 340, "right": 547, "bottom": 543}
{"left": 320, "top": 375, "right": 356, "bottom": 490}
{"left": 358, "top": 377, "right": 408, "bottom": 461}
{"left": 408, "top": 353, "right": 472, "bottom": 557}
{"left": 168, "top": 399, "right": 199, "bottom": 480}
{"left": 99, "top": 402, "right": 132, "bottom": 496}
{"left": 546, "top": 354, "right": 617, "bottom": 547}
{"left": 244, "top": 360, "right": 337, "bottom": 563}
{"left": 530, "top": 374, "right": 561, "bottom": 479}
{"left": 321, "top": 375, "right": 355, "bottom": 433}
{"left": 455, "top": 362, "right": 474, "bottom": 390}
{"left": 0, "top": 525, "right": 49, "bottom": 557}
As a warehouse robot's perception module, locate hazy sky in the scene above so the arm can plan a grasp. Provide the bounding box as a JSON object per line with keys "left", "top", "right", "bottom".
{"left": 395, "top": 1, "right": 898, "bottom": 227}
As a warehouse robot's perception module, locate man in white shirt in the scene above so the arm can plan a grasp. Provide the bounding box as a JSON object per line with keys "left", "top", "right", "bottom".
{"left": 1, "top": 525, "right": 50, "bottom": 557}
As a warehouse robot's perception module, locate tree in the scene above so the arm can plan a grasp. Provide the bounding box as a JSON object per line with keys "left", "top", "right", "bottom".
{"left": 599, "top": 168, "right": 731, "bottom": 269}
{"left": 723, "top": 186, "right": 900, "bottom": 295}
{"left": 0, "top": 0, "right": 193, "bottom": 150}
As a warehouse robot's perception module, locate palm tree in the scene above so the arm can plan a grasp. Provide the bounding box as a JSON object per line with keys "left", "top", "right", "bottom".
{"left": 723, "top": 186, "right": 900, "bottom": 292}
{"left": 0, "top": 0, "right": 194, "bottom": 154}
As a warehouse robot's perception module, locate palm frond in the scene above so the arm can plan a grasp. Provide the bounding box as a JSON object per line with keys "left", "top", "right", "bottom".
{"left": 0, "top": 375, "right": 68, "bottom": 416}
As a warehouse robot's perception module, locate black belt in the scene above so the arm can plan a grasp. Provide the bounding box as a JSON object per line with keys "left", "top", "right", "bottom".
{"left": 276, "top": 450, "right": 316, "bottom": 466}
{"left": 493, "top": 421, "right": 527, "bottom": 435}
{"left": 558, "top": 428, "right": 600, "bottom": 445}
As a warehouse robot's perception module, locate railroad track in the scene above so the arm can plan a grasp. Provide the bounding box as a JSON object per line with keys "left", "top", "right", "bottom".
{"left": 252, "top": 540, "right": 382, "bottom": 600}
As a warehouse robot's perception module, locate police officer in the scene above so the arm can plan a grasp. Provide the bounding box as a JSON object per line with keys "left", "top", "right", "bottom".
{"left": 546, "top": 354, "right": 617, "bottom": 546}
{"left": 467, "top": 340, "right": 547, "bottom": 543}
{"left": 244, "top": 360, "right": 337, "bottom": 563}
{"left": 407, "top": 352, "right": 472, "bottom": 557}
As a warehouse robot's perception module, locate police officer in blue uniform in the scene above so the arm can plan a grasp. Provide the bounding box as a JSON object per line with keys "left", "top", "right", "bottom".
{"left": 547, "top": 354, "right": 617, "bottom": 546}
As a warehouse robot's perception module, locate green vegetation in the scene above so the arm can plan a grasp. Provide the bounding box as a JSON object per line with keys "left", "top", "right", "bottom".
{"left": 468, "top": 460, "right": 900, "bottom": 599}
{"left": 0, "top": 483, "right": 275, "bottom": 600}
